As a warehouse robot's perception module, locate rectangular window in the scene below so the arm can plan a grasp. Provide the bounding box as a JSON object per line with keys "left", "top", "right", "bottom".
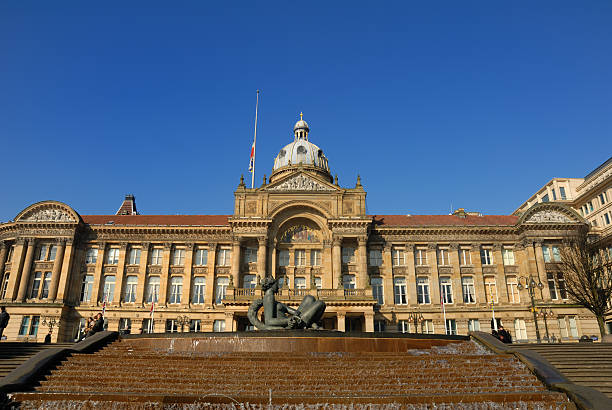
{"left": 215, "top": 277, "right": 229, "bottom": 304}
{"left": 343, "top": 274, "right": 356, "bottom": 290}
{"left": 150, "top": 248, "right": 163, "bottom": 265}
{"left": 192, "top": 277, "right": 206, "bottom": 304}
{"left": 194, "top": 249, "right": 208, "bottom": 266}
{"left": 244, "top": 247, "right": 258, "bottom": 263}
{"left": 600, "top": 193, "right": 608, "bottom": 205}
{"left": 342, "top": 247, "right": 355, "bottom": 264}
{"left": 243, "top": 274, "right": 257, "bottom": 289}
{"left": 36, "top": 245, "right": 48, "bottom": 261}
{"left": 369, "top": 249, "right": 382, "bottom": 266}
{"left": 560, "top": 187, "right": 567, "bottom": 200}
{"left": 445, "top": 319, "right": 457, "bottom": 335}
{"left": 295, "top": 249, "right": 306, "bottom": 266}
{"left": 279, "top": 250, "right": 290, "bottom": 266}
{"left": 189, "top": 319, "right": 201, "bottom": 332}
{"left": 421, "top": 320, "right": 434, "bottom": 334}
{"left": 2, "top": 273, "right": 10, "bottom": 299}
{"left": 547, "top": 272, "right": 558, "bottom": 300}
{"left": 145, "top": 276, "right": 160, "bottom": 303}
{"left": 480, "top": 248, "right": 493, "bottom": 265}
{"left": 542, "top": 194, "right": 549, "bottom": 202}
{"left": 294, "top": 276, "right": 306, "bottom": 290}
{"left": 542, "top": 246, "right": 551, "bottom": 262}
{"left": 484, "top": 276, "right": 497, "bottom": 304}
{"left": 102, "top": 275, "right": 115, "bottom": 302}
{"left": 314, "top": 277, "right": 322, "bottom": 289}
{"left": 417, "top": 276, "right": 430, "bottom": 304}
{"left": 85, "top": 247, "right": 98, "bottom": 264}
{"left": 371, "top": 277, "right": 384, "bottom": 305}
{"left": 80, "top": 275, "right": 94, "bottom": 302}
{"left": 374, "top": 320, "right": 386, "bottom": 332}
{"left": 437, "top": 248, "right": 450, "bottom": 265}
{"left": 41, "top": 272, "right": 51, "bottom": 299}
{"left": 552, "top": 189, "right": 557, "bottom": 200}
{"left": 398, "top": 320, "right": 410, "bottom": 333}
{"left": 30, "top": 272, "right": 42, "bottom": 299}
{"left": 415, "top": 249, "right": 427, "bottom": 266}
{"left": 124, "top": 275, "right": 138, "bottom": 302}
{"left": 468, "top": 319, "right": 480, "bottom": 332}
{"left": 166, "top": 319, "right": 179, "bottom": 333}
{"left": 552, "top": 246, "right": 561, "bottom": 262}
{"left": 213, "top": 319, "right": 226, "bottom": 332}
{"left": 128, "top": 248, "right": 141, "bottom": 265}
{"left": 557, "top": 272, "right": 567, "bottom": 299}
{"left": 502, "top": 248, "right": 515, "bottom": 265}
{"left": 48, "top": 246, "right": 57, "bottom": 261}
{"left": 216, "top": 249, "right": 231, "bottom": 266}
{"left": 106, "top": 248, "right": 119, "bottom": 265}
{"left": 172, "top": 248, "right": 185, "bottom": 266}
{"left": 169, "top": 276, "right": 183, "bottom": 304}
{"left": 507, "top": 276, "right": 520, "bottom": 303}
{"left": 514, "top": 319, "right": 527, "bottom": 341}
{"left": 605, "top": 213, "right": 611, "bottom": 225}
{"left": 589, "top": 201, "right": 594, "bottom": 212}
{"left": 462, "top": 276, "right": 476, "bottom": 303}
{"left": 310, "top": 250, "right": 321, "bottom": 266}
{"left": 440, "top": 277, "right": 453, "bottom": 304}
{"left": 394, "top": 277, "right": 407, "bottom": 305}
{"left": 142, "top": 318, "right": 154, "bottom": 334}
{"left": 460, "top": 249, "right": 472, "bottom": 266}
{"left": 392, "top": 249, "right": 405, "bottom": 266}
{"left": 18, "top": 316, "right": 31, "bottom": 336}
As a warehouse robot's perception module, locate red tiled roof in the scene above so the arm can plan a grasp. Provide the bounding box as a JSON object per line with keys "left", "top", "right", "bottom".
{"left": 370, "top": 215, "right": 518, "bottom": 227}
{"left": 81, "top": 215, "right": 231, "bottom": 226}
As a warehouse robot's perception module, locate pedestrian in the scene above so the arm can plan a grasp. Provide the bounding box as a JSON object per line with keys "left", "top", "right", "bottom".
{"left": 497, "top": 325, "right": 513, "bottom": 344}
{"left": 0, "top": 306, "right": 9, "bottom": 340}
{"left": 44, "top": 331, "right": 52, "bottom": 344}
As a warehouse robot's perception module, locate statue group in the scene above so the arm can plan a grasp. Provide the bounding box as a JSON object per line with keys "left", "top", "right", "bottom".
{"left": 247, "top": 276, "right": 326, "bottom": 330}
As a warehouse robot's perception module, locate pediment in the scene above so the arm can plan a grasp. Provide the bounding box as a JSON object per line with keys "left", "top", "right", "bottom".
{"left": 526, "top": 210, "right": 573, "bottom": 223}
{"left": 15, "top": 201, "right": 80, "bottom": 223}
{"left": 519, "top": 203, "right": 584, "bottom": 225}
{"left": 265, "top": 172, "right": 337, "bottom": 192}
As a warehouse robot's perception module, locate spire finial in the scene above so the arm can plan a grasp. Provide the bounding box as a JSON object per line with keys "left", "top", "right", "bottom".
{"left": 300, "top": 112, "right": 303, "bottom": 120}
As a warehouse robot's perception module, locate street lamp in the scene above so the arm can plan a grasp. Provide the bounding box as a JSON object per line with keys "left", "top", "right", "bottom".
{"left": 41, "top": 316, "right": 59, "bottom": 334}
{"left": 517, "top": 276, "right": 544, "bottom": 343}
{"left": 407, "top": 310, "right": 424, "bottom": 333}
{"left": 176, "top": 315, "right": 190, "bottom": 333}
{"left": 538, "top": 307, "right": 555, "bottom": 343}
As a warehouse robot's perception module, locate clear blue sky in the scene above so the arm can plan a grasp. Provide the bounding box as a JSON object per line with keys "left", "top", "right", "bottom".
{"left": 1, "top": 1, "right": 610, "bottom": 221}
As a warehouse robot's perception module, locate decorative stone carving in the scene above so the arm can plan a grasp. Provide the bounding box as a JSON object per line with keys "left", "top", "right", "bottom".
{"left": 526, "top": 210, "right": 572, "bottom": 223}
{"left": 216, "top": 267, "right": 230, "bottom": 275}
{"left": 343, "top": 201, "right": 354, "bottom": 214}
{"left": 103, "top": 266, "right": 117, "bottom": 274}
{"left": 35, "top": 262, "right": 54, "bottom": 270}
{"left": 148, "top": 266, "right": 162, "bottom": 274}
{"left": 267, "top": 174, "right": 335, "bottom": 191}
{"left": 392, "top": 266, "right": 407, "bottom": 275}
{"left": 126, "top": 266, "right": 140, "bottom": 274}
{"left": 22, "top": 208, "right": 75, "bottom": 222}
{"left": 482, "top": 266, "right": 497, "bottom": 274}
{"left": 193, "top": 266, "right": 208, "bottom": 274}
{"left": 86, "top": 265, "right": 95, "bottom": 273}
{"left": 438, "top": 266, "right": 452, "bottom": 275}
{"left": 245, "top": 201, "right": 257, "bottom": 214}
{"left": 170, "top": 267, "right": 184, "bottom": 274}
{"left": 504, "top": 265, "right": 519, "bottom": 274}
{"left": 460, "top": 266, "right": 474, "bottom": 274}
{"left": 416, "top": 266, "right": 429, "bottom": 275}
{"left": 427, "top": 244, "right": 437, "bottom": 251}
{"left": 294, "top": 267, "right": 306, "bottom": 275}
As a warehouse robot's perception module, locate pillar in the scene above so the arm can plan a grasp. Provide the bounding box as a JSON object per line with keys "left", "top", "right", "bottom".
{"left": 159, "top": 243, "right": 172, "bottom": 306}
{"left": 48, "top": 239, "right": 66, "bottom": 301}
{"left": 472, "top": 244, "right": 486, "bottom": 304}
{"left": 182, "top": 243, "right": 194, "bottom": 307}
{"left": 322, "top": 240, "right": 332, "bottom": 289}
{"left": 406, "top": 244, "right": 417, "bottom": 306}
{"left": 269, "top": 240, "right": 277, "bottom": 279}
{"left": 0, "top": 242, "right": 8, "bottom": 298}
{"left": 6, "top": 238, "right": 26, "bottom": 300}
{"left": 90, "top": 242, "right": 106, "bottom": 306}
{"left": 449, "top": 244, "right": 462, "bottom": 306}
{"left": 382, "top": 244, "right": 394, "bottom": 306}
{"left": 332, "top": 236, "right": 342, "bottom": 289}
{"left": 533, "top": 240, "right": 552, "bottom": 301}
{"left": 427, "top": 244, "right": 440, "bottom": 306}
{"left": 16, "top": 238, "right": 36, "bottom": 302}
{"left": 112, "top": 242, "right": 128, "bottom": 306}
{"left": 224, "top": 311, "right": 234, "bottom": 332}
{"left": 205, "top": 243, "right": 217, "bottom": 307}
{"left": 357, "top": 236, "right": 368, "bottom": 289}
{"left": 493, "top": 243, "right": 509, "bottom": 303}
{"left": 257, "top": 236, "right": 267, "bottom": 277}
{"left": 365, "top": 312, "right": 374, "bottom": 332}
{"left": 231, "top": 238, "right": 241, "bottom": 288}
{"left": 136, "top": 242, "right": 150, "bottom": 306}
{"left": 337, "top": 312, "right": 346, "bottom": 332}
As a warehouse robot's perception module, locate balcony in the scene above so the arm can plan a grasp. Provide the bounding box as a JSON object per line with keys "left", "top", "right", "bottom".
{"left": 224, "top": 287, "right": 375, "bottom": 304}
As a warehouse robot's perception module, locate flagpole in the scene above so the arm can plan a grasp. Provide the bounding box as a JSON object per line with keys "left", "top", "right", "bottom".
{"left": 251, "top": 90, "right": 260, "bottom": 189}
{"left": 441, "top": 285, "right": 447, "bottom": 335}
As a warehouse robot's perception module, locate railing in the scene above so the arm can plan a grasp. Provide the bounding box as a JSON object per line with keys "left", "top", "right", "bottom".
{"left": 224, "top": 288, "right": 375, "bottom": 302}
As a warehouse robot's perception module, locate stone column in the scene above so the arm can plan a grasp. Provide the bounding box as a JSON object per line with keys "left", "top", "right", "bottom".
{"left": 322, "top": 240, "right": 332, "bottom": 289}
{"left": 332, "top": 236, "right": 342, "bottom": 289}
{"left": 7, "top": 239, "right": 26, "bottom": 300}
{"left": 449, "top": 244, "right": 462, "bottom": 306}
{"left": 182, "top": 243, "right": 194, "bottom": 307}
{"left": 48, "top": 239, "right": 66, "bottom": 301}
{"left": 16, "top": 238, "right": 36, "bottom": 302}
{"left": 136, "top": 242, "right": 150, "bottom": 306}
{"left": 158, "top": 243, "right": 172, "bottom": 306}
{"left": 0, "top": 242, "right": 8, "bottom": 299}
{"left": 205, "top": 243, "right": 217, "bottom": 307}
{"left": 472, "top": 244, "right": 486, "bottom": 304}
{"left": 269, "top": 240, "right": 277, "bottom": 279}
{"left": 493, "top": 244, "right": 509, "bottom": 303}
{"left": 427, "top": 244, "right": 440, "bottom": 307}
{"left": 112, "top": 242, "right": 128, "bottom": 305}
{"left": 405, "top": 244, "right": 417, "bottom": 306}
{"left": 364, "top": 312, "right": 374, "bottom": 333}
{"left": 382, "top": 244, "right": 394, "bottom": 306}
{"left": 257, "top": 236, "right": 267, "bottom": 277}
{"left": 56, "top": 238, "right": 75, "bottom": 303}
{"left": 337, "top": 312, "right": 346, "bottom": 332}
{"left": 230, "top": 238, "right": 241, "bottom": 288}
{"left": 90, "top": 242, "right": 106, "bottom": 305}
{"left": 224, "top": 311, "right": 234, "bottom": 332}
{"left": 357, "top": 236, "right": 368, "bottom": 289}
{"left": 533, "top": 241, "right": 552, "bottom": 301}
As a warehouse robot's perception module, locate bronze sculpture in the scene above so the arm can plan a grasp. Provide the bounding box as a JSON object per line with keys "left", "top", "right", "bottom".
{"left": 247, "top": 276, "right": 326, "bottom": 330}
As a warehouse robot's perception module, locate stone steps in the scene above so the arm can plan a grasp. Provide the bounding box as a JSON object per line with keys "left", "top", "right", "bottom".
{"left": 0, "top": 343, "right": 73, "bottom": 378}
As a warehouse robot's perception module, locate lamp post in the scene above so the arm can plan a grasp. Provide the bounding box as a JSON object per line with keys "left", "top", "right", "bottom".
{"left": 407, "top": 310, "right": 424, "bottom": 333}
{"left": 538, "top": 307, "right": 555, "bottom": 343}
{"left": 41, "top": 316, "right": 59, "bottom": 334}
{"left": 176, "top": 315, "right": 190, "bottom": 333}
{"left": 517, "top": 275, "right": 544, "bottom": 343}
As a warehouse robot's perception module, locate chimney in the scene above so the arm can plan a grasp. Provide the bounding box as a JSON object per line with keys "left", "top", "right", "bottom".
{"left": 116, "top": 194, "right": 138, "bottom": 215}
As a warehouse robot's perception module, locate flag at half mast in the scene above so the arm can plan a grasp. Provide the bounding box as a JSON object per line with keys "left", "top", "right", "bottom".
{"left": 248, "top": 90, "right": 260, "bottom": 188}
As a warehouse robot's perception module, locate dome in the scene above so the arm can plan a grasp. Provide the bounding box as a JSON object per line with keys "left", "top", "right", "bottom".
{"left": 293, "top": 112, "right": 310, "bottom": 132}
{"left": 273, "top": 139, "right": 329, "bottom": 172}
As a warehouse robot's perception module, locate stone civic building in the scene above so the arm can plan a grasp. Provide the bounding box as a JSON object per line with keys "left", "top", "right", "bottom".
{"left": 0, "top": 116, "right": 603, "bottom": 342}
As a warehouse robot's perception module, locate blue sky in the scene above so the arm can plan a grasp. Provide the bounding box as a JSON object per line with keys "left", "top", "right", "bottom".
{"left": 1, "top": 1, "right": 610, "bottom": 220}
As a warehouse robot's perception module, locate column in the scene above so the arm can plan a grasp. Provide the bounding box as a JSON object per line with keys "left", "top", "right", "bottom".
{"left": 337, "top": 312, "right": 346, "bottom": 332}
{"left": 182, "top": 243, "right": 194, "bottom": 307}
{"left": 90, "top": 242, "right": 106, "bottom": 306}
{"left": 516, "top": 240, "right": 530, "bottom": 306}
{"left": 472, "top": 244, "right": 486, "bottom": 304}
{"left": 16, "top": 238, "right": 36, "bottom": 302}
{"left": 382, "top": 244, "right": 394, "bottom": 306}
{"left": 159, "top": 243, "right": 172, "bottom": 306}
{"left": 533, "top": 241, "right": 552, "bottom": 300}
{"left": 332, "top": 236, "right": 342, "bottom": 289}
{"left": 230, "top": 238, "right": 241, "bottom": 288}
{"left": 112, "top": 242, "right": 128, "bottom": 306}
{"left": 257, "top": 236, "right": 267, "bottom": 277}
{"left": 322, "top": 240, "right": 332, "bottom": 289}
{"left": 427, "top": 244, "right": 440, "bottom": 307}
{"left": 224, "top": 311, "right": 234, "bottom": 332}
{"left": 357, "top": 236, "right": 368, "bottom": 289}
{"left": 269, "top": 240, "right": 277, "bottom": 279}
{"left": 449, "top": 244, "right": 462, "bottom": 306}
{"left": 136, "top": 242, "right": 150, "bottom": 306}
{"left": 7, "top": 239, "right": 26, "bottom": 300}
{"left": 406, "top": 244, "right": 417, "bottom": 306}
{"left": 493, "top": 244, "right": 509, "bottom": 303}
{"left": 48, "top": 239, "right": 66, "bottom": 301}
{"left": 0, "top": 242, "right": 8, "bottom": 285}
{"left": 364, "top": 312, "right": 374, "bottom": 332}
{"left": 56, "top": 239, "right": 75, "bottom": 303}
{"left": 205, "top": 243, "right": 217, "bottom": 307}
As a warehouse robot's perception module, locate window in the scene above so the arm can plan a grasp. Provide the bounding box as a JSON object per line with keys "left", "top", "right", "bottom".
{"left": 36, "top": 245, "right": 48, "bottom": 261}
{"left": 605, "top": 213, "right": 611, "bottom": 226}
{"left": 514, "top": 319, "right": 527, "bottom": 341}
{"left": 417, "top": 277, "right": 430, "bottom": 304}
{"left": 415, "top": 248, "right": 427, "bottom": 266}
{"left": 166, "top": 319, "right": 179, "bottom": 333}
{"left": 2, "top": 273, "right": 9, "bottom": 299}
{"left": 124, "top": 275, "right": 137, "bottom": 303}
{"left": 189, "top": 319, "right": 201, "bottom": 332}
{"left": 371, "top": 277, "right": 384, "bottom": 305}
{"left": 215, "top": 277, "right": 229, "bottom": 304}
{"left": 398, "top": 320, "right": 410, "bottom": 333}
{"left": 213, "top": 319, "right": 226, "bottom": 332}
{"left": 468, "top": 319, "right": 480, "bottom": 332}
{"left": 343, "top": 274, "right": 356, "bottom": 290}
{"left": 600, "top": 192, "right": 608, "bottom": 205}
{"left": 169, "top": 277, "right": 183, "bottom": 304}
{"left": 294, "top": 277, "right": 306, "bottom": 289}
{"left": 216, "top": 249, "right": 231, "bottom": 266}
{"left": 278, "top": 276, "right": 288, "bottom": 288}
{"left": 314, "top": 277, "right": 322, "bottom": 289}
{"left": 128, "top": 248, "right": 141, "bottom": 265}
{"left": 462, "top": 277, "right": 476, "bottom": 303}
{"left": 437, "top": 248, "right": 450, "bottom": 265}
{"left": 18, "top": 316, "right": 30, "bottom": 336}
{"left": 392, "top": 249, "right": 405, "bottom": 266}
{"left": 18, "top": 315, "right": 39, "bottom": 337}
{"left": 552, "top": 246, "right": 561, "bottom": 262}
{"left": 172, "top": 248, "right": 185, "bottom": 266}
{"left": 85, "top": 248, "right": 98, "bottom": 264}
{"left": 394, "top": 277, "right": 407, "bottom": 305}
{"left": 41, "top": 272, "right": 51, "bottom": 299}
{"left": 568, "top": 316, "right": 578, "bottom": 338}
{"left": 48, "top": 246, "right": 57, "bottom": 261}
{"left": 192, "top": 277, "right": 206, "bottom": 304}
{"left": 460, "top": 249, "right": 472, "bottom": 266}
{"left": 244, "top": 247, "right": 257, "bottom": 263}
{"left": 30, "top": 272, "right": 42, "bottom": 299}
{"left": 342, "top": 247, "right": 355, "bottom": 264}
{"left": 502, "top": 248, "right": 515, "bottom": 265}
{"left": 542, "top": 194, "right": 549, "bottom": 202}
{"left": 369, "top": 249, "right": 382, "bottom": 266}
{"left": 80, "top": 275, "right": 94, "bottom": 302}
{"left": 150, "top": 248, "right": 163, "bottom": 265}
{"left": 484, "top": 276, "right": 497, "bottom": 304}
{"left": 106, "top": 248, "right": 119, "bottom": 265}
{"left": 542, "top": 245, "right": 561, "bottom": 262}
{"left": 421, "top": 320, "right": 434, "bottom": 334}
{"left": 560, "top": 187, "right": 567, "bottom": 200}
{"left": 278, "top": 250, "right": 289, "bottom": 266}
{"left": 119, "top": 318, "right": 131, "bottom": 334}
{"left": 547, "top": 272, "right": 568, "bottom": 300}
{"left": 445, "top": 319, "right": 457, "bottom": 335}
{"left": 374, "top": 320, "right": 386, "bottom": 332}
{"left": 440, "top": 277, "right": 453, "bottom": 304}
{"left": 243, "top": 274, "right": 257, "bottom": 289}
{"left": 194, "top": 248, "right": 208, "bottom": 266}
{"left": 145, "top": 276, "right": 160, "bottom": 303}
{"left": 310, "top": 250, "right": 321, "bottom": 266}
{"left": 295, "top": 249, "right": 306, "bottom": 266}
{"left": 102, "top": 275, "right": 115, "bottom": 302}
{"left": 507, "top": 276, "right": 520, "bottom": 303}
{"left": 558, "top": 317, "right": 569, "bottom": 339}
{"left": 480, "top": 248, "right": 493, "bottom": 265}
{"left": 589, "top": 201, "right": 594, "bottom": 212}
{"left": 552, "top": 189, "right": 557, "bottom": 201}
{"left": 143, "top": 318, "right": 154, "bottom": 333}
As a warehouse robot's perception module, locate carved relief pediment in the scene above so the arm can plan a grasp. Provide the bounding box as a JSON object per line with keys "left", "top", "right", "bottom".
{"left": 22, "top": 208, "right": 76, "bottom": 222}
{"left": 526, "top": 210, "right": 573, "bottom": 223}
{"left": 266, "top": 173, "right": 335, "bottom": 192}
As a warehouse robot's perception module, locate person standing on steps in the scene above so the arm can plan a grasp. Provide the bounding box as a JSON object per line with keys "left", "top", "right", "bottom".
{"left": 0, "top": 306, "right": 9, "bottom": 340}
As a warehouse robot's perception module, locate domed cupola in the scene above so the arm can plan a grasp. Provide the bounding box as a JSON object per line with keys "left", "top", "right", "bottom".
{"left": 270, "top": 113, "right": 332, "bottom": 183}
